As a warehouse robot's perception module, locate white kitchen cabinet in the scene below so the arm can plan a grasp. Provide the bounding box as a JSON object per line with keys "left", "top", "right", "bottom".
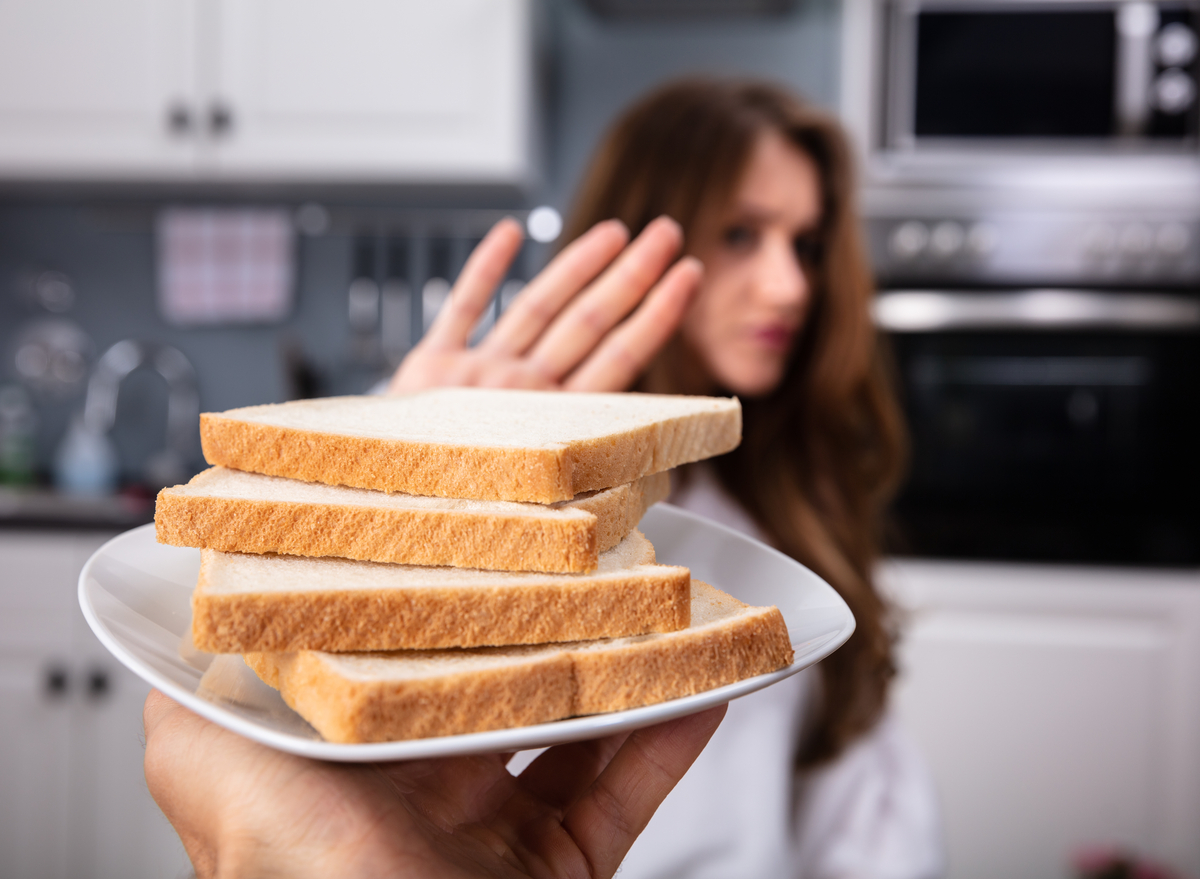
{"left": 0, "top": 625, "right": 74, "bottom": 878}
{"left": 209, "top": 0, "right": 532, "bottom": 183}
{"left": 878, "top": 560, "right": 1200, "bottom": 879}
{"left": 0, "top": 0, "right": 198, "bottom": 179}
{"left": 0, "top": 530, "right": 190, "bottom": 879}
{"left": 0, "top": 0, "right": 533, "bottom": 184}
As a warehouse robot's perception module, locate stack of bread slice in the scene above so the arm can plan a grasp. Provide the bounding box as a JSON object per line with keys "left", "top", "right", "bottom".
{"left": 156, "top": 388, "right": 794, "bottom": 744}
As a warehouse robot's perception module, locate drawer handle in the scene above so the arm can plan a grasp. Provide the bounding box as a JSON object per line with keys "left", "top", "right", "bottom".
{"left": 43, "top": 664, "right": 69, "bottom": 699}
{"left": 86, "top": 668, "right": 111, "bottom": 702}
{"left": 166, "top": 102, "right": 192, "bottom": 136}
{"left": 209, "top": 102, "right": 234, "bottom": 137}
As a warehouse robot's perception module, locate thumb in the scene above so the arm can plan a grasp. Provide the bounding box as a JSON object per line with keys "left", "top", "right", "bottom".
{"left": 563, "top": 704, "right": 727, "bottom": 877}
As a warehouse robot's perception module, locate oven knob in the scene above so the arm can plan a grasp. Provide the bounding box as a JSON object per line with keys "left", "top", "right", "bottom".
{"left": 1083, "top": 224, "right": 1117, "bottom": 256}
{"left": 1120, "top": 224, "right": 1154, "bottom": 256}
{"left": 1157, "top": 22, "right": 1198, "bottom": 68}
{"left": 930, "top": 221, "right": 965, "bottom": 257}
{"left": 890, "top": 221, "right": 929, "bottom": 260}
{"left": 1156, "top": 222, "right": 1190, "bottom": 256}
{"left": 966, "top": 222, "right": 998, "bottom": 256}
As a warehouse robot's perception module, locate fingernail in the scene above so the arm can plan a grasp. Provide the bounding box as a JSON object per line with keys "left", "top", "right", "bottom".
{"left": 654, "top": 215, "right": 683, "bottom": 236}
{"left": 493, "top": 216, "right": 524, "bottom": 238}
{"left": 604, "top": 218, "right": 630, "bottom": 238}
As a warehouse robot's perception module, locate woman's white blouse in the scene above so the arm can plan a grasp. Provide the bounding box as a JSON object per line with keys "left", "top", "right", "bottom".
{"left": 615, "top": 467, "right": 945, "bottom": 879}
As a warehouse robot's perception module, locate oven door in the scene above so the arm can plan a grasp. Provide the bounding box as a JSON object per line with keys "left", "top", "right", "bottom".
{"left": 879, "top": 289, "right": 1200, "bottom": 565}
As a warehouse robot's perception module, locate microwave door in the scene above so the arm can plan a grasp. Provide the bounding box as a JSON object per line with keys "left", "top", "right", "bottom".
{"left": 887, "top": 0, "right": 1200, "bottom": 147}
{"left": 911, "top": 9, "right": 1119, "bottom": 139}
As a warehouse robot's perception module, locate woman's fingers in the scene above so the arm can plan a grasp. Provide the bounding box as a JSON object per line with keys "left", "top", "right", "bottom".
{"left": 527, "top": 216, "right": 684, "bottom": 380}
{"left": 423, "top": 217, "right": 525, "bottom": 351}
{"left": 474, "top": 360, "right": 560, "bottom": 390}
{"left": 561, "top": 705, "right": 727, "bottom": 877}
{"left": 387, "top": 214, "right": 690, "bottom": 395}
{"left": 565, "top": 256, "right": 703, "bottom": 392}
{"left": 482, "top": 219, "right": 630, "bottom": 357}
{"left": 391, "top": 347, "right": 560, "bottom": 394}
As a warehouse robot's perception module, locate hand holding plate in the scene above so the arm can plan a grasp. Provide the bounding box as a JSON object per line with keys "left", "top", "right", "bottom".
{"left": 143, "top": 689, "right": 724, "bottom": 879}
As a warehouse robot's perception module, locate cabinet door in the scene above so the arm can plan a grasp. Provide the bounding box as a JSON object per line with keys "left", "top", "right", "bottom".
{"left": 879, "top": 562, "right": 1200, "bottom": 879}
{"left": 0, "top": 532, "right": 189, "bottom": 879}
{"left": 67, "top": 536, "right": 191, "bottom": 879}
{"left": 0, "top": 0, "right": 198, "bottom": 179}
{"left": 0, "top": 533, "right": 83, "bottom": 879}
{"left": 0, "top": 625, "right": 75, "bottom": 879}
{"left": 208, "top": 0, "right": 532, "bottom": 183}
{"left": 70, "top": 619, "right": 190, "bottom": 879}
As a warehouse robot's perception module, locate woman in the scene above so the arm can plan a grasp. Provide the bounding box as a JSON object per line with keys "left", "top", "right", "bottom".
{"left": 393, "top": 79, "right": 942, "bottom": 878}
{"left": 143, "top": 80, "right": 941, "bottom": 878}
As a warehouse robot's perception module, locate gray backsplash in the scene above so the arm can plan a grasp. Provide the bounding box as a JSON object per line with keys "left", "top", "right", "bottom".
{"left": 0, "top": 203, "right": 355, "bottom": 480}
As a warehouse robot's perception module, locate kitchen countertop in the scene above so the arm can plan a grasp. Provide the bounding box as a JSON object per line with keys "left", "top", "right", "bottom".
{"left": 0, "top": 486, "right": 154, "bottom": 530}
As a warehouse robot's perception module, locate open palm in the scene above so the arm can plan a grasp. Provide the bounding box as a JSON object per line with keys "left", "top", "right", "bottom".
{"left": 390, "top": 216, "right": 702, "bottom": 395}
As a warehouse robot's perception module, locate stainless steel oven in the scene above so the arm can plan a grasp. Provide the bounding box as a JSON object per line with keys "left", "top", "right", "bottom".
{"left": 842, "top": 0, "right": 1200, "bottom": 564}
{"left": 860, "top": 211, "right": 1200, "bottom": 565}
{"left": 875, "top": 289, "right": 1200, "bottom": 565}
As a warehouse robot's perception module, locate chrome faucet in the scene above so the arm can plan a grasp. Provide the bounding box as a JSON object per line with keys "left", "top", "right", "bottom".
{"left": 78, "top": 340, "right": 200, "bottom": 489}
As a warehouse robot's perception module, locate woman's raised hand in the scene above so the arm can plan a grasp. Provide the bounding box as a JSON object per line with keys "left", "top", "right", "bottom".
{"left": 388, "top": 215, "right": 702, "bottom": 395}
{"left": 143, "top": 690, "right": 725, "bottom": 879}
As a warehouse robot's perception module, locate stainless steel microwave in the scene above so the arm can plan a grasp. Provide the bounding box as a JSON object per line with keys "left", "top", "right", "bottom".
{"left": 884, "top": 0, "right": 1199, "bottom": 151}
{"left": 841, "top": 0, "right": 1200, "bottom": 201}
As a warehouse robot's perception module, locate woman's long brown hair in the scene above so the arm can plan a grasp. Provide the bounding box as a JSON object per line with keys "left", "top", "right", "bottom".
{"left": 563, "top": 79, "right": 907, "bottom": 765}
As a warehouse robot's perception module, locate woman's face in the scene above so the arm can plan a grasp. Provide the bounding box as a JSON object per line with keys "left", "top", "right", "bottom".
{"left": 680, "top": 130, "right": 822, "bottom": 397}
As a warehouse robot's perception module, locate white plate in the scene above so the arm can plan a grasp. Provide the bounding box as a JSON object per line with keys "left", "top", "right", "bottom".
{"left": 78, "top": 503, "right": 854, "bottom": 762}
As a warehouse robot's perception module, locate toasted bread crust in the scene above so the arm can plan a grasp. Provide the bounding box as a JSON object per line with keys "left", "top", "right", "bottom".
{"left": 244, "top": 581, "right": 793, "bottom": 743}
{"left": 576, "top": 471, "right": 670, "bottom": 555}
{"left": 155, "top": 471, "right": 670, "bottom": 574}
{"left": 199, "top": 398, "right": 739, "bottom": 503}
{"left": 156, "top": 485, "right": 596, "bottom": 573}
{"left": 245, "top": 651, "right": 578, "bottom": 743}
{"left": 201, "top": 415, "right": 576, "bottom": 502}
{"left": 572, "top": 605, "right": 793, "bottom": 714}
{"left": 192, "top": 565, "right": 692, "bottom": 653}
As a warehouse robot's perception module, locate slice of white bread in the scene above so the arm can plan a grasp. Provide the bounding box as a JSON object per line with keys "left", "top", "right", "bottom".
{"left": 199, "top": 389, "right": 741, "bottom": 503}
{"left": 191, "top": 529, "right": 691, "bottom": 654}
{"left": 157, "top": 467, "right": 668, "bottom": 574}
{"left": 245, "top": 580, "right": 794, "bottom": 743}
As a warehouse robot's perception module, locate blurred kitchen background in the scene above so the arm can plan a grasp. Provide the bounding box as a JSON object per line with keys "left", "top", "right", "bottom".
{"left": 2, "top": 0, "right": 1198, "bottom": 877}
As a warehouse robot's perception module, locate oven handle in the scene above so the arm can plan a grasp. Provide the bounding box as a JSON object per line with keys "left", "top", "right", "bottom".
{"left": 873, "top": 289, "right": 1200, "bottom": 332}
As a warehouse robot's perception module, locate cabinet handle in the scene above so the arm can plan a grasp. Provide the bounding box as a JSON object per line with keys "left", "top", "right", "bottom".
{"left": 209, "top": 102, "right": 234, "bottom": 137}
{"left": 43, "top": 664, "right": 69, "bottom": 699}
{"left": 166, "top": 102, "right": 192, "bottom": 136}
{"left": 86, "top": 668, "right": 111, "bottom": 702}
